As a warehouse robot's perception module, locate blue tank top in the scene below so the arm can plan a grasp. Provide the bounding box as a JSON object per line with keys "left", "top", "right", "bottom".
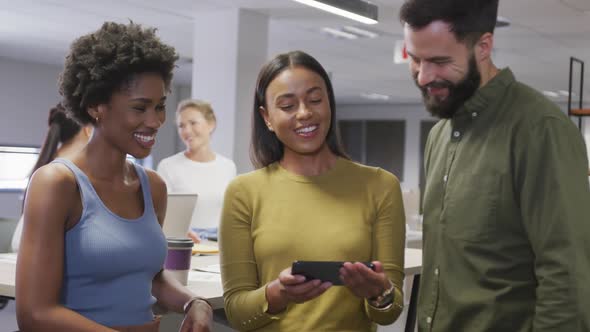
{"left": 55, "top": 158, "right": 168, "bottom": 327}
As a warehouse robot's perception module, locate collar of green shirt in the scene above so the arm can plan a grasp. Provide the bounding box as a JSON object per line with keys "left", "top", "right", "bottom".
{"left": 451, "top": 67, "right": 515, "bottom": 133}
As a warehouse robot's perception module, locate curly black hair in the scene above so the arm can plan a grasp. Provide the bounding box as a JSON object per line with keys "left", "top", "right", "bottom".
{"left": 59, "top": 21, "right": 179, "bottom": 124}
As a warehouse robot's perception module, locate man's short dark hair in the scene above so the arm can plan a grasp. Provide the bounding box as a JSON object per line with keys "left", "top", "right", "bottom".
{"left": 399, "top": 0, "right": 499, "bottom": 45}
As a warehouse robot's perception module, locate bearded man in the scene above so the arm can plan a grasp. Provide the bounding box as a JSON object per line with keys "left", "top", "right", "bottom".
{"left": 400, "top": 0, "right": 590, "bottom": 331}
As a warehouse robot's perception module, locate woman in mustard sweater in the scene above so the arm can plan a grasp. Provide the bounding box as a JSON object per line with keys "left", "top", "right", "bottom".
{"left": 219, "top": 50, "right": 406, "bottom": 331}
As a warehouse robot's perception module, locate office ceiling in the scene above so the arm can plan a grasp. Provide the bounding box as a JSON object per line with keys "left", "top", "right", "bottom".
{"left": 0, "top": 0, "right": 589, "bottom": 105}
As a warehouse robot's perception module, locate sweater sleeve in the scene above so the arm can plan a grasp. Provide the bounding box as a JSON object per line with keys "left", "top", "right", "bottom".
{"left": 364, "top": 170, "right": 406, "bottom": 324}
{"left": 219, "top": 178, "right": 284, "bottom": 331}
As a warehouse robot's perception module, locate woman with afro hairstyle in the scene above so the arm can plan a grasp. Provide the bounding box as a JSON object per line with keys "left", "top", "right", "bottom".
{"left": 15, "top": 22, "right": 213, "bottom": 332}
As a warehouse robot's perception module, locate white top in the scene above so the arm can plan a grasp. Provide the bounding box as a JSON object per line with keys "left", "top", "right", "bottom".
{"left": 156, "top": 152, "right": 236, "bottom": 229}
{"left": 11, "top": 215, "right": 24, "bottom": 252}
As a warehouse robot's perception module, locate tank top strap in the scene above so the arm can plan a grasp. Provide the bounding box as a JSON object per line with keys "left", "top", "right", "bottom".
{"left": 51, "top": 158, "right": 96, "bottom": 212}
{"left": 132, "top": 162, "right": 155, "bottom": 217}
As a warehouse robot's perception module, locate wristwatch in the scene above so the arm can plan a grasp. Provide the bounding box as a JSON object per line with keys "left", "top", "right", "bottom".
{"left": 368, "top": 281, "right": 395, "bottom": 309}
{"left": 183, "top": 297, "right": 211, "bottom": 314}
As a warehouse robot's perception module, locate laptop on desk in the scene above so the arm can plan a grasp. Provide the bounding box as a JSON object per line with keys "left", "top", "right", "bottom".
{"left": 161, "top": 193, "right": 198, "bottom": 238}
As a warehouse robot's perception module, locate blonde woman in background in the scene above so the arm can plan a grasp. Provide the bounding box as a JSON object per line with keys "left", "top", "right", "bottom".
{"left": 157, "top": 100, "right": 236, "bottom": 242}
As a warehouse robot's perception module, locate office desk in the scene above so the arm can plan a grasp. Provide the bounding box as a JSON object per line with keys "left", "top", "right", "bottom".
{"left": 0, "top": 254, "right": 226, "bottom": 305}
{"left": 0, "top": 254, "right": 16, "bottom": 299}
{"left": 0, "top": 249, "right": 422, "bottom": 328}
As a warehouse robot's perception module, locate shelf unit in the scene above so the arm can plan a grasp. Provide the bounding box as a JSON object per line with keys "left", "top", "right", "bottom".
{"left": 567, "top": 57, "right": 590, "bottom": 176}
{"left": 568, "top": 57, "right": 589, "bottom": 129}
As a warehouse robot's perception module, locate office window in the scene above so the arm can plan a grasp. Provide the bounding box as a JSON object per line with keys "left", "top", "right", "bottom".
{"left": 0, "top": 145, "right": 150, "bottom": 191}
{"left": 339, "top": 120, "right": 364, "bottom": 162}
{"left": 338, "top": 120, "right": 406, "bottom": 180}
{"left": 0, "top": 146, "right": 39, "bottom": 191}
{"left": 366, "top": 121, "right": 405, "bottom": 179}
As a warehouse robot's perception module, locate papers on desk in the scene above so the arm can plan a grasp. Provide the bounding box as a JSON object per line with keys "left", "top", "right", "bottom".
{"left": 188, "top": 271, "right": 221, "bottom": 283}
{"left": 192, "top": 243, "right": 219, "bottom": 255}
{"left": 406, "top": 229, "right": 423, "bottom": 242}
{"left": 193, "top": 264, "right": 220, "bottom": 274}
{"left": 0, "top": 254, "right": 17, "bottom": 264}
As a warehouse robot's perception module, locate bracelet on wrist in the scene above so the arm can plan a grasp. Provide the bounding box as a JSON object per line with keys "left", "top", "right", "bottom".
{"left": 368, "top": 280, "right": 395, "bottom": 309}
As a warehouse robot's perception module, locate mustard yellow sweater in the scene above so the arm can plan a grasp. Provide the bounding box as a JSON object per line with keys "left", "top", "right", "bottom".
{"left": 219, "top": 158, "right": 405, "bottom": 331}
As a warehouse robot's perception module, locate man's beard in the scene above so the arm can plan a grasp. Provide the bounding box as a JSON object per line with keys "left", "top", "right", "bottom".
{"left": 415, "top": 56, "right": 481, "bottom": 119}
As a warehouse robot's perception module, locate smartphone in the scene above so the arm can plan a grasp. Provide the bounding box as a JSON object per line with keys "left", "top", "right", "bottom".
{"left": 291, "top": 261, "right": 375, "bottom": 286}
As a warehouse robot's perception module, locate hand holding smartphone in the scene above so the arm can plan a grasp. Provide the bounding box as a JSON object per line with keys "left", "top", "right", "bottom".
{"left": 291, "top": 261, "right": 375, "bottom": 286}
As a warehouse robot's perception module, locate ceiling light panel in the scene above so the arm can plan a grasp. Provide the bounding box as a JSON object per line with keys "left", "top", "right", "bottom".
{"left": 361, "top": 92, "right": 390, "bottom": 100}
{"left": 321, "top": 27, "right": 358, "bottom": 40}
{"left": 542, "top": 91, "right": 559, "bottom": 98}
{"left": 342, "top": 26, "right": 379, "bottom": 38}
{"left": 292, "top": 0, "right": 378, "bottom": 25}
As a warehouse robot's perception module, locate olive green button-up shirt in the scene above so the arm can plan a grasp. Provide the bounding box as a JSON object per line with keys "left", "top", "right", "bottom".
{"left": 418, "top": 68, "right": 590, "bottom": 332}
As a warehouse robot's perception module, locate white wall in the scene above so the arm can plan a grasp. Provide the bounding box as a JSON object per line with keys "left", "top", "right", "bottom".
{"left": 192, "top": 9, "right": 268, "bottom": 174}
{"left": 0, "top": 57, "right": 190, "bottom": 219}
{"left": 0, "top": 57, "right": 63, "bottom": 146}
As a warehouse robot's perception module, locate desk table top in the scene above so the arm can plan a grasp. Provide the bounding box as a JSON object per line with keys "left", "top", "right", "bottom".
{"left": 0, "top": 248, "right": 422, "bottom": 310}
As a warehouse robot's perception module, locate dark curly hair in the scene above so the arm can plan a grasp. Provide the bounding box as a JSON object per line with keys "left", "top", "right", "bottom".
{"left": 399, "top": 0, "right": 499, "bottom": 45}
{"left": 59, "top": 21, "right": 179, "bottom": 124}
